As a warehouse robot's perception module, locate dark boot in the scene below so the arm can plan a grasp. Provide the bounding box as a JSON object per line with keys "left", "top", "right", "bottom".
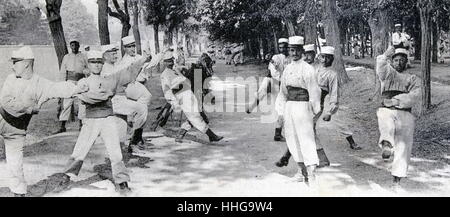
{"left": 78, "top": 120, "right": 83, "bottom": 131}
{"left": 130, "top": 128, "right": 145, "bottom": 148}
{"left": 275, "top": 149, "right": 291, "bottom": 167}
{"left": 317, "top": 148, "right": 330, "bottom": 168}
{"left": 346, "top": 136, "right": 362, "bottom": 150}
{"left": 381, "top": 140, "right": 393, "bottom": 161}
{"left": 54, "top": 121, "right": 66, "bottom": 134}
{"left": 175, "top": 129, "right": 188, "bottom": 143}
{"left": 274, "top": 128, "right": 284, "bottom": 141}
{"left": 206, "top": 128, "right": 224, "bottom": 142}
{"left": 246, "top": 99, "right": 260, "bottom": 114}
{"left": 116, "top": 182, "right": 131, "bottom": 195}
{"left": 200, "top": 111, "right": 210, "bottom": 124}
{"left": 393, "top": 176, "right": 402, "bottom": 183}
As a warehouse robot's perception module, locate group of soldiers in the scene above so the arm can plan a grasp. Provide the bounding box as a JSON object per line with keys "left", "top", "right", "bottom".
{"left": 246, "top": 34, "right": 420, "bottom": 188}
{"left": 0, "top": 34, "right": 224, "bottom": 196}
{"left": 0, "top": 27, "right": 420, "bottom": 196}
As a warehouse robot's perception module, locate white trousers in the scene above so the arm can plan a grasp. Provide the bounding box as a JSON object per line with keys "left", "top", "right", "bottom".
{"left": 0, "top": 116, "right": 27, "bottom": 194}
{"left": 66, "top": 116, "right": 129, "bottom": 184}
{"left": 377, "top": 108, "right": 415, "bottom": 178}
{"left": 59, "top": 97, "right": 85, "bottom": 121}
{"left": 314, "top": 110, "right": 353, "bottom": 149}
{"left": 284, "top": 101, "right": 319, "bottom": 166}
{"left": 176, "top": 90, "right": 209, "bottom": 133}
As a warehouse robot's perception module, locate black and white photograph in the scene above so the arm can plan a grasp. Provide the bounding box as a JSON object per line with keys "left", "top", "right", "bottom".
{"left": 0, "top": 0, "right": 449, "bottom": 199}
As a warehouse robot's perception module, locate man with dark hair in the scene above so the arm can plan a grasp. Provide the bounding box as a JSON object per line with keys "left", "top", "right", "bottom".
{"left": 55, "top": 40, "right": 89, "bottom": 133}
{"left": 376, "top": 46, "right": 421, "bottom": 188}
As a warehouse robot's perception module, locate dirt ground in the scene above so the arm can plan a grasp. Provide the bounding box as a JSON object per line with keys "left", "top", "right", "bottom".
{"left": 0, "top": 58, "right": 449, "bottom": 197}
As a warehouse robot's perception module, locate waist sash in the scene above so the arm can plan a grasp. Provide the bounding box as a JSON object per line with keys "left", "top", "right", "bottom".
{"left": 286, "top": 86, "right": 309, "bottom": 101}
{"left": 381, "top": 90, "right": 412, "bottom": 112}
{"left": 0, "top": 107, "right": 32, "bottom": 130}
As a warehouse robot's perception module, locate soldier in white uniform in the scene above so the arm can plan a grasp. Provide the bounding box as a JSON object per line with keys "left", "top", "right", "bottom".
{"left": 63, "top": 50, "right": 152, "bottom": 194}
{"left": 0, "top": 46, "right": 88, "bottom": 196}
{"left": 246, "top": 38, "right": 290, "bottom": 142}
{"left": 160, "top": 53, "right": 224, "bottom": 143}
{"left": 277, "top": 36, "right": 322, "bottom": 184}
{"left": 113, "top": 36, "right": 161, "bottom": 153}
{"left": 55, "top": 40, "right": 89, "bottom": 133}
{"left": 275, "top": 45, "right": 361, "bottom": 168}
{"left": 376, "top": 46, "right": 421, "bottom": 187}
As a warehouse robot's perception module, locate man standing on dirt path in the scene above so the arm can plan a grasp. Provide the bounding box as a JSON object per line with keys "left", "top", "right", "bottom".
{"left": 114, "top": 36, "right": 163, "bottom": 154}
{"left": 277, "top": 36, "right": 322, "bottom": 186}
{"left": 63, "top": 49, "right": 155, "bottom": 195}
{"left": 160, "top": 52, "right": 224, "bottom": 143}
{"left": 246, "top": 38, "right": 290, "bottom": 142}
{"left": 0, "top": 46, "right": 89, "bottom": 196}
{"left": 275, "top": 45, "right": 362, "bottom": 168}
{"left": 54, "top": 39, "right": 89, "bottom": 134}
{"left": 376, "top": 46, "right": 421, "bottom": 188}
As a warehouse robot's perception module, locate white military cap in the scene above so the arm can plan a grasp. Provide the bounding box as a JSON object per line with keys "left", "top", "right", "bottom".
{"left": 393, "top": 48, "right": 408, "bottom": 57}
{"left": 122, "top": 35, "right": 135, "bottom": 46}
{"left": 320, "top": 46, "right": 335, "bottom": 55}
{"left": 69, "top": 39, "right": 80, "bottom": 44}
{"left": 288, "top": 36, "right": 304, "bottom": 46}
{"left": 163, "top": 52, "right": 174, "bottom": 61}
{"left": 84, "top": 45, "right": 90, "bottom": 49}
{"left": 101, "top": 44, "right": 119, "bottom": 53}
{"left": 87, "top": 50, "right": 104, "bottom": 61}
{"left": 304, "top": 44, "right": 316, "bottom": 52}
{"left": 395, "top": 23, "right": 402, "bottom": 27}
{"left": 278, "top": 38, "right": 289, "bottom": 44}
{"left": 11, "top": 46, "right": 35, "bottom": 60}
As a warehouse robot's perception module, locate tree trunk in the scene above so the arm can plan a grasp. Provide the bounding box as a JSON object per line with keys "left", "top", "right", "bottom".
{"left": 164, "top": 28, "right": 173, "bottom": 47}
{"left": 432, "top": 21, "right": 438, "bottom": 63}
{"left": 45, "top": 0, "right": 68, "bottom": 67}
{"left": 272, "top": 27, "right": 279, "bottom": 54}
{"left": 286, "top": 20, "right": 296, "bottom": 37}
{"left": 418, "top": 0, "right": 433, "bottom": 113}
{"left": 153, "top": 24, "right": 160, "bottom": 73}
{"left": 98, "top": 0, "right": 110, "bottom": 45}
{"left": 367, "top": 0, "right": 391, "bottom": 98}
{"left": 322, "top": 0, "right": 349, "bottom": 84}
{"left": 131, "top": 0, "right": 141, "bottom": 55}
{"left": 304, "top": 0, "right": 318, "bottom": 45}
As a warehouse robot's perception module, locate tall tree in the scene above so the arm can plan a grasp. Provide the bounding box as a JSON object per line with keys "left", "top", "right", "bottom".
{"left": 44, "top": 0, "right": 67, "bottom": 67}
{"left": 98, "top": 0, "right": 110, "bottom": 45}
{"left": 108, "top": 0, "right": 131, "bottom": 56}
{"left": 418, "top": 0, "right": 434, "bottom": 113}
{"left": 322, "top": 0, "right": 349, "bottom": 83}
{"left": 130, "top": 0, "right": 142, "bottom": 55}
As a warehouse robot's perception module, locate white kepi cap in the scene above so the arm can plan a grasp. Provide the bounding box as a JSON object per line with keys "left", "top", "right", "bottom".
{"left": 278, "top": 38, "right": 289, "bottom": 44}
{"left": 320, "top": 46, "right": 335, "bottom": 56}
{"left": 304, "top": 44, "right": 316, "bottom": 53}
{"left": 288, "top": 36, "right": 304, "bottom": 47}
{"left": 163, "top": 52, "right": 175, "bottom": 61}
{"left": 122, "top": 35, "right": 135, "bottom": 46}
{"left": 101, "top": 44, "right": 119, "bottom": 54}
{"left": 395, "top": 23, "right": 402, "bottom": 27}
{"left": 394, "top": 48, "right": 409, "bottom": 57}
{"left": 87, "top": 50, "right": 104, "bottom": 61}
{"left": 11, "top": 46, "right": 35, "bottom": 60}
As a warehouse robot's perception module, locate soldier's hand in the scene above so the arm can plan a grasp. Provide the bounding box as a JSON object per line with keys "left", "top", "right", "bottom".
{"left": 322, "top": 114, "right": 332, "bottom": 122}
{"left": 385, "top": 46, "right": 396, "bottom": 57}
{"left": 74, "top": 83, "right": 89, "bottom": 94}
